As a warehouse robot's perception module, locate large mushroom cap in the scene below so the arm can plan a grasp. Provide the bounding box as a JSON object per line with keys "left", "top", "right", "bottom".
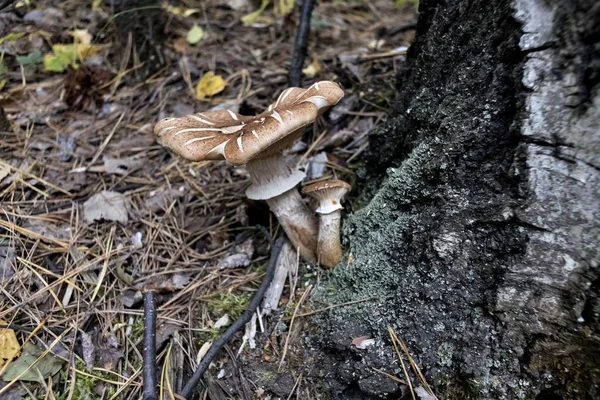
{"left": 302, "top": 179, "right": 351, "bottom": 214}
{"left": 154, "top": 81, "right": 344, "bottom": 166}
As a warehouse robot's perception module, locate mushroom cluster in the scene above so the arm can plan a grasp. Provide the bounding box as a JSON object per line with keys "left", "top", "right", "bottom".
{"left": 154, "top": 81, "right": 349, "bottom": 267}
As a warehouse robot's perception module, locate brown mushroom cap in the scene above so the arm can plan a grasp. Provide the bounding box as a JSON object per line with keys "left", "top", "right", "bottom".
{"left": 154, "top": 81, "right": 344, "bottom": 166}
{"left": 302, "top": 179, "right": 351, "bottom": 214}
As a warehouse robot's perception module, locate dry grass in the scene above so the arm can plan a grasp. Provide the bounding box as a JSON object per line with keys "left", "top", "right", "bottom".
{"left": 0, "top": 0, "right": 416, "bottom": 398}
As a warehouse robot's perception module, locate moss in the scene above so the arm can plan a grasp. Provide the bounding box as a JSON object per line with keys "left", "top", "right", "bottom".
{"left": 56, "top": 360, "right": 117, "bottom": 400}
{"left": 207, "top": 291, "right": 250, "bottom": 321}
{"left": 129, "top": 316, "right": 145, "bottom": 342}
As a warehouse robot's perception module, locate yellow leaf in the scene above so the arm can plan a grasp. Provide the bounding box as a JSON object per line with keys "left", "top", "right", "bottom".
{"left": 70, "top": 29, "right": 92, "bottom": 46}
{"left": 302, "top": 54, "right": 321, "bottom": 78}
{"left": 0, "top": 79, "right": 5, "bottom": 92}
{"left": 276, "top": 0, "right": 294, "bottom": 16}
{"left": 162, "top": 2, "right": 200, "bottom": 17}
{"left": 241, "top": 0, "right": 270, "bottom": 26}
{"left": 44, "top": 42, "right": 104, "bottom": 72}
{"left": 0, "top": 319, "right": 20, "bottom": 367}
{"left": 196, "top": 72, "right": 226, "bottom": 100}
{"left": 92, "top": 0, "right": 102, "bottom": 11}
{"left": 186, "top": 24, "right": 204, "bottom": 45}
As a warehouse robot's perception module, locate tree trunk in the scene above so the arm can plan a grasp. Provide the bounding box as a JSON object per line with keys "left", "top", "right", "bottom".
{"left": 308, "top": 0, "right": 600, "bottom": 399}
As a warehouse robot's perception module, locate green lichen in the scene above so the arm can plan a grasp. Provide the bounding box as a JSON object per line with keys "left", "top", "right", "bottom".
{"left": 322, "top": 142, "right": 435, "bottom": 304}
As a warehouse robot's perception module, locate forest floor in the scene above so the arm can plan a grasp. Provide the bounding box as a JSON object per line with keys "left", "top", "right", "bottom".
{"left": 0, "top": 1, "right": 416, "bottom": 398}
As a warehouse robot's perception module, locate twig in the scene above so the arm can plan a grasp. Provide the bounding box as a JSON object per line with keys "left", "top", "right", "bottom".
{"left": 288, "top": 0, "right": 315, "bottom": 87}
{"left": 388, "top": 326, "right": 415, "bottom": 400}
{"left": 178, "top": 236, "right": 285, "bottom": 399}
{"left": 143, "top": 291, "right": 158, "bottom": 400}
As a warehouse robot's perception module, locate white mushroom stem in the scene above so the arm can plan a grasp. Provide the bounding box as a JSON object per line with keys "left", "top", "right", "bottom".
{"left": 265, "top": 190, "right": 318, "bottom": 262}
{"left": 316, "top": 211, "right": 342, "bottom": 268}
{"left": 245, "top": 155, "right": 318, "bottom": 262}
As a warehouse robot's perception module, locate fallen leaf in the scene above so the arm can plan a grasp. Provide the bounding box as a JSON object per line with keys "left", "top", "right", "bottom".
{"left": 1, "top": 342, "right": 65, "bottom": 382}
{"left": 22, "top": 220, "right": 70, "bottom": 241}
{"left": 0, "top": 382, "right": 26, "bottom": 400}
{"left": 217, "top": 238, "right": 254, "bottom": 269}
{"left": 102, "top": 155, "right": 143, "bottom": 175}
{"left": 43, "top": 43, "right": 103, "bottom": 72}
{"left": 120, "top": 290, "right": 142, "bottom": 308}
{"left": 196, "top": 71, "right": 226, "bottom": 99}
{"left": 0, "top": 32, "right": 25, "bottom": 45}
{"left": 186, "top": 24, "right": 204, "bottom": 44}
{"left": 218, "top": 253, "right": 252, "bottom": 269}
{"left": 275, "top": 0, "right": 294, "bottom": 16}
{"left": 214, "top": 314, "right": 230, "bottom": 329}
{"left": 70, "top": 29, "right": 92, "bottom": 46}
{"left": 162, "top": 3, "right": 200, "bottom": 17}
{"left": 92, "top": 0, "right": 103, "bottom": 11}
{"left": 302, "top": 54, "right": 321, "bottom": 78}
{"left": 134, "top": 272, "right": 193, "bottom": 292}
{"left": 43, "top": 31, "right": 104, "bottom": 73}
{"left": 83, "top": 190, "right": 129, "bottom": 224}
{"left": 0, "top": 320, "right": 20, "bottom": 367}
{"left": 16, "top": 50, "right": 43, "bottom": 65}
{"left": 241, "top": 0, "right": 270, "bottom": 26}
{"left": 156, "top": 323, "right": 180, "bottom": 349}
{"left": 144, "top": 188, "right": 185, "bottom": 213}
{"left": 94, "top": 331, "right": 123, "bottom": 370}
{"left": 173, "top": 37, "right": 188, "bottom": 53}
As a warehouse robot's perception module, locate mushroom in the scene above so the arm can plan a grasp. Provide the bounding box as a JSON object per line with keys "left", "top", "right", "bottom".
{"left": 154, "top": 81, "right": 344, "bottom": 262}
{"left": 302, "top": 179, "right": 351, "bottom": 268}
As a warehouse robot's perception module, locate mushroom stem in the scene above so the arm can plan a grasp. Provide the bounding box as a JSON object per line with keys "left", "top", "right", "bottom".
{"left": 266, "top": 189, "right": 318, "bottom": 262}
{"left": 316, "top": 210, "right": 342, "bottom": 268}
{"left": 245, "top": 155, "right": 318, "bottom": 262}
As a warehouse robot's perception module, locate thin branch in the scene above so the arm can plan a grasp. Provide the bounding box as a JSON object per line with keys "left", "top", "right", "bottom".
{"left": 288, "top": 0, "right": 315, "bottom": 87}
{"left": 178, "top": 236, "right": 285, "bottom": 399}
{"left": 143, "top": 291, "right": 158, "bottom": 400}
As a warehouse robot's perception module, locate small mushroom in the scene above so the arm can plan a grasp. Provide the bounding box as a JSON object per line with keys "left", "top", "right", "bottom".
{"left": 302, "top": 179, "right": 351, "bottom": 268}
{"left": 154, "top": 81, "right": 344, "bottom": 262}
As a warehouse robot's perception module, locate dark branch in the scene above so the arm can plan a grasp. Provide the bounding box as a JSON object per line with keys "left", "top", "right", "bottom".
{"left": 143, "top": 291, "right": 158, "bottom": 400}
{"left": 288, "top": 0, "right": 316, "bottom": 87}
{"left": 178, "top": 236, "right": 285, "bottom": 399}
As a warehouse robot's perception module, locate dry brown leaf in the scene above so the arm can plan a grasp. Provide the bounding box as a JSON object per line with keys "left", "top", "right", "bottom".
{"left": 83, "top": 190, "right": 129, "bottom": 224}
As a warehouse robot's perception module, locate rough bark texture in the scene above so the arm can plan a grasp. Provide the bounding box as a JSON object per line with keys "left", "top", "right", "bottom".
{"left": 305, "top": 0, "right": 600, "bottom": 399}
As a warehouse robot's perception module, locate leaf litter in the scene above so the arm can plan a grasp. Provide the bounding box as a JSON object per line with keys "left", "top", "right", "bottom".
{"left": 0, "top": 0, "right": 416, "bottom": 398}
